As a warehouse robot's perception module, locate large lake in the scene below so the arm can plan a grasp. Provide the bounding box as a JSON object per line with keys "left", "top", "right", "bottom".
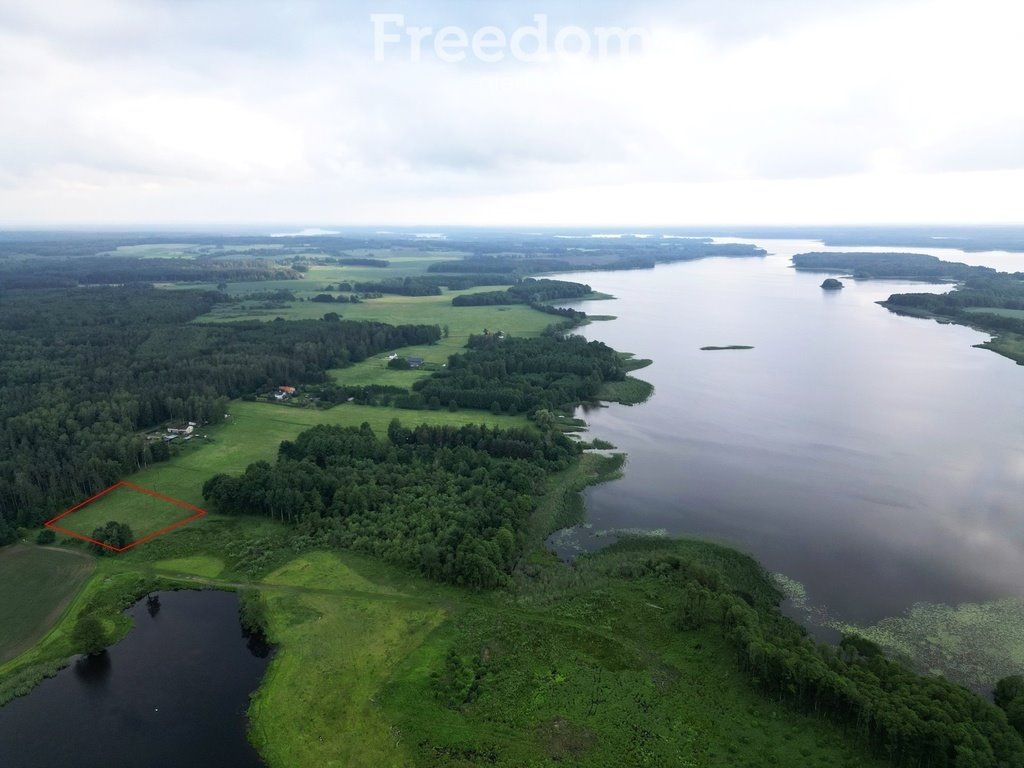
{"left": 551, "top": 239, "right": 1024, "bottom": 625}
{"left": 0, "top": 590, "right": 268, "bottom": 768}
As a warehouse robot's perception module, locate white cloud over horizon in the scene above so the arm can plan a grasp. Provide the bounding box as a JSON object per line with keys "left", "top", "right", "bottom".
{"left": 1, "top": 0, "right": 1022, "bottom": 226}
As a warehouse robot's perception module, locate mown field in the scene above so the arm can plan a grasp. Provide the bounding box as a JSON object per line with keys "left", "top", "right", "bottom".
{"left": 51, "top": 484, "right": 202, "bottom": 544}
{"left": 327, "top": 307, "right": 554, "bottom": 389}
{"left": 199, "top": 285, "right": 555, "bottom": 329}
{"left": 0, "top": 545, "right": 94, "bottom": 663}
{"left": 159, "top": 253, "right": 472, "bottom": 299}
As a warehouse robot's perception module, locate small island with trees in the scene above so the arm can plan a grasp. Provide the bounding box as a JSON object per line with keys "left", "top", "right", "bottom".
{"left": 821, "top": 278, "right": 845, "bottom": 290}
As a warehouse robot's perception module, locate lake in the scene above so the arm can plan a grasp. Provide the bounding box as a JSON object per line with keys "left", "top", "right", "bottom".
{"left": 0, "top": 590, "right": 268, "bottom": 768}
{"left": 551, "top": 239, "right": 1024, "bottom": 626}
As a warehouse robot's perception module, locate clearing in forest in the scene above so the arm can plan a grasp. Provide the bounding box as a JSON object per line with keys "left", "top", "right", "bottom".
{"left": 46, "top": 482, "right": 206, "bottom": 552}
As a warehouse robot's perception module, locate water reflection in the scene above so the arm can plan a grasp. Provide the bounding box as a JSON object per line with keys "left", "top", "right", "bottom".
{"left": 73, "top": 651, "right": 111, "bottom": 684}
{"left": 0, "top": 590, "right": 269, "bottom": 768}
{"left": 549, "top": 240, "right": 1024, "bottom": 626}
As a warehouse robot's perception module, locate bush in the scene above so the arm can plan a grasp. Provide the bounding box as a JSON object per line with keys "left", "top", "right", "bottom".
{"left": 36, "top": 528, "right": 56, "bottom": 545}
{"left": 238, "top": 589, "right": 269, "bottom": 637}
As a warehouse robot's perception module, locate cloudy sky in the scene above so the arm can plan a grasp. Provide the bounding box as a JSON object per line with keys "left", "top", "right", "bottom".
{"left": 1, "top": 0, "right": 1022, "bottom": 227}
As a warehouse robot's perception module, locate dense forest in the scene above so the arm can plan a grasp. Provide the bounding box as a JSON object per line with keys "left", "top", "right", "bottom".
{"left": 0, "top": 256, "right": 300, "bottom": 290}
{"left": 430, "top": 257, "right": 575, "bottom": 274}
{"left": 409, "top": 334, "right": 628, "bottom": 413}
{"left": 0, "top": 286, "right": 439, "bottom": 539}
{"left": 428, "top": 239, "right": 766, "bottom": 276}
{"left": 792, "top": 252, "right": 1004, "bottom": 281}
{"left": 451, "top": 278, "right": 593, "bottom": 306}
{"left": 599, "top": 538, "right": 1024, "bottom": 768}
{"left": 202, "top": 422, "right": 580, "bottom": 588}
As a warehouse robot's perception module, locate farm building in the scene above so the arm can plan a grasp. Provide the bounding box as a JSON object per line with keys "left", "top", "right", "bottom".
{"left": 408, "top": 357, "right": 424, "bottom": 369}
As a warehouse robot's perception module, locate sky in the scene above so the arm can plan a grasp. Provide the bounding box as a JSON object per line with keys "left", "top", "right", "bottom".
{"left": 1, "top": 0, "right": 1023, "bottom": 227}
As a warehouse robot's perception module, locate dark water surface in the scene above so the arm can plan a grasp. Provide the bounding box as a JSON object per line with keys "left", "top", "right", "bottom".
{"left": 550, "top": 239, "right": 1024, "bottom": 625}
{"left": 0, "top": 590, "right": 268, "bottom": 768}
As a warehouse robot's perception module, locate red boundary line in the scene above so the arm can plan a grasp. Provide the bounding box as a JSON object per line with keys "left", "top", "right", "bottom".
{"left": 44, "top": 481, "right": 207, "bottom": 553}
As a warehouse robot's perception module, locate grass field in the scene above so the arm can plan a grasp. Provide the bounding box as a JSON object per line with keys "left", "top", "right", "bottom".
{"left": 198, "top": 286, "right": 556, "bottom": 332}
{"left": 965, "top": 307, "right": 1024, "bottom": 320}
{"left": 51, "top": 484, "right": 203, "bottom": 544}
{"left": 322, "top": 294, "right": 555, "bottom": 387}
{"left": 250, "top": 552, "right": 454, "bottom": 767}
{"left": 0, "top": 545, "right": 94, "bottom": 663}
{"left": 157, "top": 251, "right": 473, "bottom": 298}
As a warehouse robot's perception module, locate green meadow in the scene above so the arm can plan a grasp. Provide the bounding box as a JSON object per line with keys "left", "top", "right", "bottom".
{"left": 52, "top": 484, "right": 202, "bottom": 544}
{"left": 158, "top": 252, "right": 472, "bottom": 298}
{"left": 199, "top": 286, "right": 556, "bottom": 333}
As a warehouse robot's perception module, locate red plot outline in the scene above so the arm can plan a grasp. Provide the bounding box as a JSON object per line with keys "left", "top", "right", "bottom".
{"left": 44, "top": 481, "right": 207, "bottom": 552}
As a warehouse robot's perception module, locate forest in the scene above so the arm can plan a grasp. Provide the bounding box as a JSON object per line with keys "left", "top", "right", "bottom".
{"left": 428, "top": 239, "right": 766, "bottom": 276}
{"left": 792, "top": 251, "right": 1004, "bottom": 281}
{"left": 0, "top": 255, "right": 300, "bottom": 290}
{"left": 885, "top": 274, "right": 1024, "bottom": 319}
{"left": 450, "top": 278, "right": 593, "bottom": 306}
{"left": 409, "top": 333, "right": 628, "bottom": 413}
{"left": 0, "top": 285, "right": 439, "bottom": 538}
{"left": 202, "top": 421, "right": 581, "bottom": 588}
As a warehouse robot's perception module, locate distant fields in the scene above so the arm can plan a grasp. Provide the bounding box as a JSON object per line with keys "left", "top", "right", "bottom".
{"left": 0, "top": 546, "right": 94, "bottom": 663}
{"left": 192, "top": 283, "right": 558, "bottom": 388}
{"left": 198, "top": 285, "right": 555, "bottom": 332}
{"left": 158, "top": 252, "right": 473, "bottom": 298}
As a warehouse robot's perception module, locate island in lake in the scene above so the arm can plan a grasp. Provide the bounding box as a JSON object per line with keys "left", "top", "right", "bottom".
{"left": 821, "top": 278, "right": 845, "bottom": 290}
{"left": 701, "top": 345, "right": 755, "bottom": 351}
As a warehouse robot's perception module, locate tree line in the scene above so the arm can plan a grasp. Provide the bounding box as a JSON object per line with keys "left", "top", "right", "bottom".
{"left": 792, "top": 251, "right": 1008, "bottom": 281}
{"left": 0, "top": 256, "right": 300, "bottom": 290}
{"left": 202, "top": 421, "right": 581, "bottom": 588}
{"left": 451, "top": 278, "right": 593, "bottom": 306}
